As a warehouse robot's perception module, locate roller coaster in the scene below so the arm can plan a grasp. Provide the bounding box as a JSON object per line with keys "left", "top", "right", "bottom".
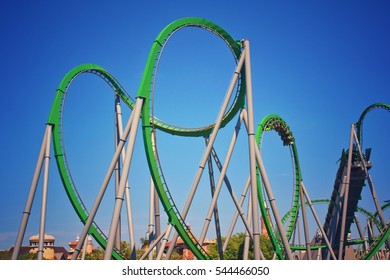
{"left": 12, "top": 17, "right": 389, "bottom": 260}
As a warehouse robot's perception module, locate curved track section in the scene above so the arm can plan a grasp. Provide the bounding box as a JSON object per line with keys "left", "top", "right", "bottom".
{"left": 282, "top": 199, "right": 387, "bottom": 258}
{"left": 47, "top": 64, "right": 137, "bottom": 259}
{"left": 282, "top": 199, "right": 383, "bottom": 234}
{"left": 47, "top": 17, "right": 244, "bottom": 260}
{"left": 374, "top": 202, "right": 390, "bottom": 218}
{"left": 354, "top": 102, "right": 390, "bottom": 258}
{"left": 355, "top": 102, "right": 390, "bottom": 146}
{"left": 42, "top": 17, "right": 390, "bottom": 260}
{"left": 138, "top": 17, "right": 245, "bottom": 260}
{"left": 255, "top": 114, "right": 300, "bottom": 259}
{"left": 137, "top": 17, "right": 245, "bottom": 136}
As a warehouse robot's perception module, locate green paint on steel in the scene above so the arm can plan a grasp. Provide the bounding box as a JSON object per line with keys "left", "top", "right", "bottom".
{"left": 138, "top": 17, "right": 244, "bottom": 260}
{"left": 374, "top": 202, "right": 390, "bottom": 218}
{"left": 361, "top": 224, "right": 390, "bottom": 260}
{"left": 47, "top": 17, "right": 245, "bottom": 260}
{"left": 355, "top": 103, "right": 390, "bottom": 147}
{"left": 255, "top": 114, "right": 300, "bottom": 259}
{"left": 281, "top": 199, "right": 387, "bottom": 258}
{"left": 48, "top": 18, "right": 264, "bottom": 259}
{"left": 137, "top": 17, "right": 245, "bottom": 137}
{"left": 47, "top": 64, "right": 136, "bottom": 259}
{"left": 291, "top": 238, "right": 368, "bottom": 251}
{"left": 281, "top": 199, "right": 382, "bottom": 231}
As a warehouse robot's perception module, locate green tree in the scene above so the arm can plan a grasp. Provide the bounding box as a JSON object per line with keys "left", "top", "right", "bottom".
{"left": 85, "top": 241, "right": 136, "bottom": 260}
{"left": 119, "top": 240, "right": 133, "bottom": 259}
{"left": 0, "top": 250, "right": 41, "bottom": 260}
{"left": 84, "top": 247, "right": 104, "bottom": 260}
{"left": 20, "top": 252, "right": 40, "bottom": 260}
{"left": 260, "top": 235, "right": 274, "bottom": 260}
{"left": 207, "top": 233, "right": 274, "bottom": 260}
{"left": 0, "top": 250, "right": 12, "bottom": 260}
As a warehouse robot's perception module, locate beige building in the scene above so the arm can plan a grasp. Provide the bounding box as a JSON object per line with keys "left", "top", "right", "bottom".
{"left": 67, "top": 235, "right": 94, "bottom": 259}
{"left": 8, "top": 233, "right": 69, "bottom": 260}
{"left": 7, "top": 233, "right": 96, "bottom": 260}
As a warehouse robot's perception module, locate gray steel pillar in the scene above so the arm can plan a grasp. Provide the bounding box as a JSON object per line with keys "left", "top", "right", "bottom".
{"left": 104, "top": 97, "right": 144, "bottom": 259}
{"left": 198, "top": 110, "right": 248, "bottom": 246}
{"left": 243, "top": 190, "right": 252, "bottom": 260}
{"left": 81, "top": 235, "right": 88, "bottom": 260}
{"left": 116, "top": 95, "right": 137, "bottom": 259}
{"left": 299, "top": 185, "right": 311, "bottom": 259}
{"left": 12, "top": 125, "right": 51, "bottom": 260}
{"left": 354, "top": 215, "right": 368, "bottom": 253}
{"left": 140, "top": 229, "right": 167, "bottom": 260}
{"left": 114, "top": 95, "right": 122, "bottom": 253}
{"left": 338, "top": 124, "right": 355, "bottom": 260}
{"left": 148, "top": 177, "right": 155, "bottom": 260}
{"left": 352, "top": 128, "right": 390, "bottom": 248}
{"left": 166, "top": 50, "right": 246, "bottom": 258}
{"left": 156, "top": 224, "right": 172, "bottom": 260}
{"left": 223, "top": 176, "right": 250, "bottom": 253}
{"left": 71, "top": 101, "right": 136, "bottom": 260}
{"left": 37, "top": 124, "right": 53, "bottom": 260}
{"left": 210, "top": 113, "right": 254, "bottom": 238}
{"left": 300, "top": 182, "right": 337, "bottom": 260}
{"left": 296, "top": 213, "right": 302, "bottom": 260}
{"left": 247, "top": 110, "right": 293, "bottom": 260}
{"left": 153, "top": 185, "right": 161, "bottom": 254}
{"left": 205, "top": 138, "right": 223, "bottom": 259}
{"left": 242, "top": 39, "right": 262, "bottom": 260}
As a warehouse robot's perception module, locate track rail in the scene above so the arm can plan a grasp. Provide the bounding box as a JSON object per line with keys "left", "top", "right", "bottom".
{"left": 255, "top": 114, "right": 300, "bottom": 259}
{"left": 359, "top": 223, "right": 390, "bottom": 260}
{"left": 355, "top": 102, "right": 390, "bottom": 146}
{"left": 35, "top": 16, "right": 389, "bottom": 260}
{"left": 46, "top": 17, "right": 244, "bottom": 260}
{"left": 283, "top": 199, "right": 389, "bottom": 259}
{"left": 47, "top": 64, "right": 139, "bottom": 259}
{"left": 138, "top": 17, "right": 246, "bottom": 260}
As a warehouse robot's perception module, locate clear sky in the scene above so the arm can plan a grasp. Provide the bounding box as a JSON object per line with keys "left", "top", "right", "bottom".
{"left": 0, "top": 0, "right": 389, "bottom": 251}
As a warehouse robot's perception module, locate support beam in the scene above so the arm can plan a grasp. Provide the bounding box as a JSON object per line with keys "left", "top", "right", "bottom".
{"left": 223, "top": 176, "right": 250, "bottom": 253}
{"left": 12, "top": 125, "right": 51, "bottom": 260}
{"left": 245, "top": 110, "right": 293, "bottom": 260}
{"left": 242, "top": 39, "right": 261, "bottom": 260}
{"left": 71, "top": 99, "right": 137, "bottom": 260}
{"left": 37, "top": 124, "right": 53, "bottom": 260}
{"left": 352, "top": 128, "right": 390, "bottom": 248}
{"left": 338, "top": 124, "right": 355, "bottom": 260}
{"left": 198, "top": 110, "right": 248, "bottom": 245}
{"left": 148, "top": 178, "right": 155, "bottom": 260}
{"left": 166, "top": 49, "right": 246, "bottom": 258}
{"left": 205, "top": 138, "right": 223, "bottom": 260}
{"left": 299, "top": 185, "right": 311, "bottom": 259}
{"left": 104, "top": 97, "right": 144, "bottom": 259}
{"left": 301, "top": 182, "right": 337, "bottom": 260}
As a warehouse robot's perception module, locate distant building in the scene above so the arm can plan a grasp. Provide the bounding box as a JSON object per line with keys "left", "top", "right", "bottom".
{"left": 8, "top": 233, "right": 68, "bottom": 260}
{"left": 163, "top": 225, "right": 215, "bottom": 260}
{"left": 67, "top": 235, "right": 95, "bottom": 260}
{"left": 29, "top": 233, "right": 55, "bottom": 247}
{"left": 164, "top": 237, "right": 215, "bottom": 260}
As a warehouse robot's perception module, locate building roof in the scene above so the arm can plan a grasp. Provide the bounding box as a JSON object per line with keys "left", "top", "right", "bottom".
{"left": 7, "top": 246, "right": 69, "bottom": 260}
{"left": 29, "top": 233, "right": 55, "bottom": 242}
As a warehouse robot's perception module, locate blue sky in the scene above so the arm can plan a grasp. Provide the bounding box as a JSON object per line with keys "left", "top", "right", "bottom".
{"left": 0, "top": 0, "right": 389, "bottom": 251}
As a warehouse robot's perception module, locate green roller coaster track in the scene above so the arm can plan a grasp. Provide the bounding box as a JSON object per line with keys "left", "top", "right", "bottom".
{"left": 255, "top": 114, "right": 300, "bottom": 259}
{"left": 40, "top": 15, "right": 389, "bottom": 260}
{"left": 138, "top": 17, "right": 246, "bottom": 260}
{"left": 47, "top": 17, "right": 245, "bottom": 260}
{"left": 356, "top": 102, "right": 390, "bottom": 146}
{"left": 47, "top": 65, "right": 134, "bottom": 259}
{"left": 282, "top": 199, "right": 389, "bottom": 259}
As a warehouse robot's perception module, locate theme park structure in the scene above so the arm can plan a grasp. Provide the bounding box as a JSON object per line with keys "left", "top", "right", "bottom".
{"left": 12, "top": 18, "right": 390, "bottom": 260}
